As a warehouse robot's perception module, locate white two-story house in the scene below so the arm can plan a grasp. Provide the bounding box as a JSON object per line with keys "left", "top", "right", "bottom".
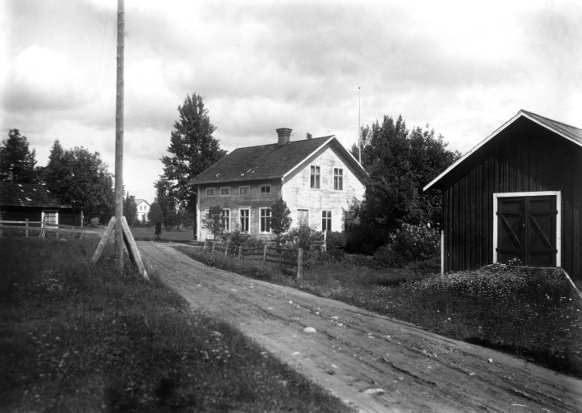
{"left": 190, "top": 128, "right": 367, "bottom": 241}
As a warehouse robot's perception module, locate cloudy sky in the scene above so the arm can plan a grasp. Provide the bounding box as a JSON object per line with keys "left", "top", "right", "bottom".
{"left": 2, "top": 0, "right": 581, "bottom": 202}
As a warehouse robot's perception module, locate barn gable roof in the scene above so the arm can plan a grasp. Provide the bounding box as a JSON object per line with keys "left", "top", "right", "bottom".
{"left": 190, "top": 135, "right": 366, "bottom": 186}
{"left": 423, "top": 110, "right": 582, "bottom": 191}
{"left": 0, "top": 182, "right": 70, "bottom": 208}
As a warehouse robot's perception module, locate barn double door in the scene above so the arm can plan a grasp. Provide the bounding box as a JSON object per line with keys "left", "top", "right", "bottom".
{"left": 496, "top": 195, "right": 558, "bottom": 266}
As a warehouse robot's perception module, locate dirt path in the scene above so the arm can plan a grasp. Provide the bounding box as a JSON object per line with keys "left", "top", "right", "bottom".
{"left": 139, "top": 242, "right": 582, "bottom": 413}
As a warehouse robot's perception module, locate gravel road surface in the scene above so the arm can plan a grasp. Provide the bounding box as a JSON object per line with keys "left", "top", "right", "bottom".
{"left": 139, "top": 242, "right": 582, "bottom": 413}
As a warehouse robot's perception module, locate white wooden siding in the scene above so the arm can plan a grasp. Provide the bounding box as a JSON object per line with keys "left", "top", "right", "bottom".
{"left": 282, "top": 146, "right": 364, "bottom": 232}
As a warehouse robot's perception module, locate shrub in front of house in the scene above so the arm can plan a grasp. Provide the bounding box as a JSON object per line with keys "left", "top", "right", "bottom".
{"left": 373, "top": 223, "right": 440, "bottom": 269}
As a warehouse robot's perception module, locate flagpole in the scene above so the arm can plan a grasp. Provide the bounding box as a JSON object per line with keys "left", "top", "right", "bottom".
{"left": 358, "top": 86, "right": 361, "bottom": 164}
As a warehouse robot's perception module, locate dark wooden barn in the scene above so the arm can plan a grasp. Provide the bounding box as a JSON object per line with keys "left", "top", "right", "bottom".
{"left": 424, "top": 110, "right": 582, "bottom": 281}
{"left": 0, "top": 182, "right": 82, "bottom": 226}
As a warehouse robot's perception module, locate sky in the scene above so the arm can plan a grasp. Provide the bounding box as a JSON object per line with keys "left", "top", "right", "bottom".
{"left": 1, "top": 0, "right": 581, "bottom": 202}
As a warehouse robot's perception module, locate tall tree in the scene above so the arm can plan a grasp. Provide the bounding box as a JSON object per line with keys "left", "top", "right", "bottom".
{"left": 44, "top": 142, "right": 114, "bottom": 224}
{"left": 357, "top": 115, "right": 459, "bottom": 238}
{"left": 0, "top": 129, "right": 38, "bottom": 183}
{"left": 157, "top": 93, "right": 226, "bottom": 233}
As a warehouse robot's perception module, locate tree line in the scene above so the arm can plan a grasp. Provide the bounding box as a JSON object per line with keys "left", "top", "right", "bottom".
{"left": 0, "top": 129, "right": 138, "bottom": 225}
{"left": 2, "top": 92, "right": 459, "bottom": 256}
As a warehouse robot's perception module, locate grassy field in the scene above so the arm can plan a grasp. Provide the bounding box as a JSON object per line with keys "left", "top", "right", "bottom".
{"left": 131, "top": 226, "right": 194, "bottom": 242}
{"left": 176, "top": 246, "right": 582, "bottom": 378}
{"left": 0, "top": 238, "right": 352, "bottom": 413}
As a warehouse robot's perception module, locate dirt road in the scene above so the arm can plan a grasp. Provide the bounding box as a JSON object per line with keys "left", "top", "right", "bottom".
{"left": 139, "top": 242, "right": 582, "bottom": 413}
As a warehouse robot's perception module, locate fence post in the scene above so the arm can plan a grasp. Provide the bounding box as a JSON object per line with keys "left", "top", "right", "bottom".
{"left": 297, "top": 248, "right": 303, "bottom": 279}
{"left": 263, "top": 244, "right": 268, "bottom": 263}
{"left": 279, "top": 250, "right": 283, "bottom": 272}
{"left": 204, "top": 239, "right": 208, "bottom": 250}
{"left": 25, "top": 219, "right": 29, "bottom": 237}
{"left": 56, "top": 225, "right": 60, "bottom": 240}
{"left": 224, "top": 242, "right": 229, "bottom": 257}
{"left": 238, "top": 246, "right": 242, "bottom": 260}
{"left": 212, "top": 241, "right": 216, "bottom": 254}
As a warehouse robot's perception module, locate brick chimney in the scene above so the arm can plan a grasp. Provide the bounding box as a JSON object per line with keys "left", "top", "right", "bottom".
{"left": 276, "top": 128, "right": 292, "bottom": 145}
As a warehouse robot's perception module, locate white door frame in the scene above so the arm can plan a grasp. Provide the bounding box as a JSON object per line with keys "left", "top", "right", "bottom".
{"left": 492, "top": 191, "right": 561, "bottom": 266}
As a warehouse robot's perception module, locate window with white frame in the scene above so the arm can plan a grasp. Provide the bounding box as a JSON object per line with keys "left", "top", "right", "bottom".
{"left": 239, "top": 186, "right": 250, "bottom": 196}
{"left": 310, "top": 166, "right": 320, "bottom": 189}
{"left": 260, "top": 184, "right": 271, "bottom": 194}
{"left": 206, "top": 187, "right": 215, "bottom": 197}
{"left": 239, "top": 208, "right": 250, "bottom": 232}
{"left": 322, "top": 210, "right": 332, "bottom": 232}
{"left": 221, "top": 209, "right": 230, "bottom": 232}
{"left": 220, "top": 187, "right": 230, "bottom": 196}
{"left": 260, "top": 208, "right": 272, "bottom": 233}
{"left": 333, "top": 168, "right": 343, "bottom": 190}
{"left": 43, "top": 210, "right": 58, "bottom": 225}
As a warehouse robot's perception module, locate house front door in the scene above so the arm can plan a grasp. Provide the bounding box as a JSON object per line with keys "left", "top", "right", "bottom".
{"left": 496, "top": 194, "right": 558, "bottom": 266}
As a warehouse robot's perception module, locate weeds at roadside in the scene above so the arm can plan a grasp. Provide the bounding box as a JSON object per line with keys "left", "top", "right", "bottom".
{"left": 176, "top": 246, "right": 582, "bottom": 378}
{"left": 0, "top": 238, "right": 352, "bottom": 413}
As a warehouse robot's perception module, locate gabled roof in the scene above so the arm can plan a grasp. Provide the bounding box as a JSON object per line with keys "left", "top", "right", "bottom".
{"left": 0, "top": 182, "right": 70, "bottom": 208}
{"left": 135, "top": 199, "right": 150, "bottom": 206}
{"left": 190, "top": 135, "right": 366, "bottom": 186}
{"left": 424, "top": 110, "right": 582, "bottom": 191}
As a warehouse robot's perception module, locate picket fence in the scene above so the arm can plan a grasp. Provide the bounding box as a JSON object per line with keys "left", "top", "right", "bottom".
{"left": 201, "top": 239, "right": 304, "bottom": 279}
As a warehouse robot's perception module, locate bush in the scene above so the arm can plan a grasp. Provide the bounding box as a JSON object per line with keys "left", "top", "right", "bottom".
{"left": 283, "top": 223, "right": 320, "bottom": 251}
{"left": 373, "top": 223, "right": 439, "bottom": 268}
{"left": 325, "top": 231, "right": 346, "bottom": 250}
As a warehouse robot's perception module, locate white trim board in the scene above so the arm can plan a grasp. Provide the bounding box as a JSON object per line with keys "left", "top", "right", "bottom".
{"left": 492, "top": 191, "right": 561, "bottom": 266}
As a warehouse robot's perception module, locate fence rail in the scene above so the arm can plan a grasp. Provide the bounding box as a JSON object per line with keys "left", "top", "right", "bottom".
{"left": 202, "top": 240, "right": 304, "bottom": 279}
{"left": 0, "top": 220, "right": 103, "bottom": 240}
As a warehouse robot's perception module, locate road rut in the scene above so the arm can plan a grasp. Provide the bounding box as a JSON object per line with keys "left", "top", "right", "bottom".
{"left": 139, "top": 242, "right": 582, "bottom": 413}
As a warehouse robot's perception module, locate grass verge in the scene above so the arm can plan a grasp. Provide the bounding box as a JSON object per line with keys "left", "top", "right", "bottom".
{"left": 131, "top": 226, "right": 194, "bottom": 242}
{"left": 0, "top": 238, "right": 352, "bottom": 413}
{"left": 175, "top": 246, "right": 582, "bottom": 378}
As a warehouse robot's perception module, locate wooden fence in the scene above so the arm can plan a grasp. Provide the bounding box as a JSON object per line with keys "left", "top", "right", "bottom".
{"left": 0, "top": 220, "right": 103, "bottom": 240}
{"left": 202, "top": 240, "right": 304, "bottom": 279}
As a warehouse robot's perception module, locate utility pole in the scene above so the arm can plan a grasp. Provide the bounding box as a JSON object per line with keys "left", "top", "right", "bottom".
{"left": 91, "top": 0, "right": 149, "bottom": 281}
{"left": 358, "top": 86, "right": 362, "bottom": 164}
{"left": 115, "top": 0, "right": 125, "bottom": 272}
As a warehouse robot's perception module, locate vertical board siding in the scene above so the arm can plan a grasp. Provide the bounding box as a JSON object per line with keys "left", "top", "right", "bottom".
{"left": 440, "top": 119, "right": 582, "bottom": 280}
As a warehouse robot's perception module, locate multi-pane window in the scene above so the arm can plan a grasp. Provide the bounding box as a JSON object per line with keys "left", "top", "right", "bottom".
{"left": 239, "top": 209, "right": 250, "bottom": 232}
{"left": 260, "top": 208, "right": 272, "bottom": 233}
{"left": 239, "top": 186, "right": 250, "bottom": 196}
{"left": 310, "top": 166, "right": 320, "bottom": 189}
{"left": 322, "top": 210, "right": 332, "bottom": 232}
{"left": 260, "top": 185, "right": 271, "bottom": 194}
{"left": 206, "top": 188, "right": 215, "bottom": 197}
{"left": 221, "top": 209, "right": 230, "bottom": 232}
{"left": 333, "top": 168, "right": 343, "bottom": 190}
{"left": 220, "top": 187, "right": 230, "bottom": 196}
{"left": 43, "top": 210, "right": 58, "bottom": 225}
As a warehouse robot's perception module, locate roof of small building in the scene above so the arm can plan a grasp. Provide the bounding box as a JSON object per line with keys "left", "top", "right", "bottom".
{"left": 424, "top": 110, "right": 582, "bottom": 191}
{"left": 0, "top": 182, "right": 70, "bottom": 208}
{"left": 135, "top": 199, "right": 150, "bottom": 206}
{"left": 190, "top": 135, "right": 366, "bottom": 186}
